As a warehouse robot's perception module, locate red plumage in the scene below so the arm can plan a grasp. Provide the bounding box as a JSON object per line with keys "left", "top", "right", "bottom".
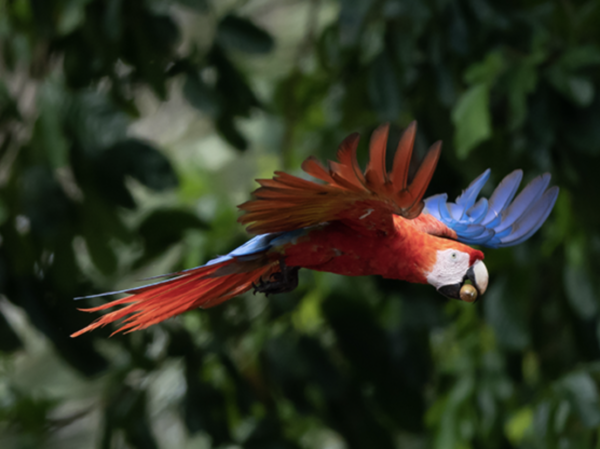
{"left": 73, "top": 121, "right": 555, "bottom": 336}
{"left": 72, "top": 259, "right": 279, "bottom": 336}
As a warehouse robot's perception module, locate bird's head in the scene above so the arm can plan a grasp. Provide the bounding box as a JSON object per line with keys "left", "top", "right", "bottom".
{"left": 425, "top": 246, "right": 488, "bottom": 303}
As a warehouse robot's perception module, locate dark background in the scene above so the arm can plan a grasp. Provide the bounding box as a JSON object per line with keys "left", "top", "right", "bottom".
{"left": 1, "top": 0, "right": 599, "bottom": 447}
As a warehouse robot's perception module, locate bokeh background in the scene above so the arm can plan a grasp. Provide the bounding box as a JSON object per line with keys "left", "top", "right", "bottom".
{"left": 1, "top": 0, "right": 600, "bottom": 447}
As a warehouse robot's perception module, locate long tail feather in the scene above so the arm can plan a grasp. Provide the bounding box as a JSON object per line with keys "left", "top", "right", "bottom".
{"left": 71, "top": 259, "right": 277, "bottom": 337}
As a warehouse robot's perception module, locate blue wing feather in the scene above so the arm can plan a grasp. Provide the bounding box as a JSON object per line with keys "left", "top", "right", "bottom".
{"left": 423, "top": 170, "right": 559, "bottom": 248}
{"left": 482, "top": 170, "right": 523, "bottom": 225}
{"left": 455, "top": 169, "right": 490, "bottom": 215}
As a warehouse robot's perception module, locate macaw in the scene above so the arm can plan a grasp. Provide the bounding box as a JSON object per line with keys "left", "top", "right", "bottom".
{"left": 72, "top": 122, "right": 559, "bottom": 337}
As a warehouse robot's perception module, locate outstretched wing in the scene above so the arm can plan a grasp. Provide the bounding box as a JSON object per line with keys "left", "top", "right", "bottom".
{"left": 238, "top": 122, "right": 442, "bottom": 235}
{"left": 423, "top": 169, "right": 559, "bottom": 248}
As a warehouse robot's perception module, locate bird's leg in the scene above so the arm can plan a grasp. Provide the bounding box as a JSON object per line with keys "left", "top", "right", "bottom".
{"left": 253, "top": 259, "right": 300, "bottom": 296}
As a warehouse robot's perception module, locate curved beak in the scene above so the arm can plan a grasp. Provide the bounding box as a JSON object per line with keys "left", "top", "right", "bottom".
{"left": 436, "top": 260, "right": 489, "bottom": 301}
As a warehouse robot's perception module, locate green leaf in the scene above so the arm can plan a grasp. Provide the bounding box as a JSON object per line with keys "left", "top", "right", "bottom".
{"left": 483, "top": 278, "right": 530, "bottom": 350}
{"left": 563, "top": 263, "right": 597, "bottom": 319}
{"left": 0, "top": 79, "right": 20, "bottom": 125}
{"left": 36, "top": 80, "right": 69, "bottom": 168}
{"left": 505, "top": 407, "right": 533, "bottom": 444}
{"left": 216, "top": 15, "right": 274, "bottom": 54}
{"left": 183, "top": 72, "right": 222, "bottom": 118}
{"left": 0, "top": 309, "right": 23, "bottom": 353}
{"left": 559, "top": 45, "right": 600, "bottom": 71}
{"left": 210, "top": 46, "right": 261, "bottom": 117}
{"left": 84, "top": 228, "right": 117, "bottom": 276}
{"left": 547, "top": 65, "right": 596, "bottom": 107}
{"left": 0, "top": 199, "right": 8, "bottom": 226}
{"left": 216, "top": 116, "right": 248, "bottom": 151}
{"left": 507, "top": 61, "right": 538, "bottom": 130}
{"left": 175, "top": 0, "right": 208, "bottom": 12}
{"left": 451, "top": 83, "right": 491, "bottom": 159}
{"left": 339, "top": 0, "right": 374, "bottom": 47}
{"left": 102, "top": 139, "right": 178, "bottom": 191}
{"left": 563, "top": 237, "right": 598, "bottom": 319}
{"left": 137, "top": 209, "right": 208, "bottom": 262}
{"left": 560, "top": 371, "right": 600, "bottom": 428}
{"left": 67, "top": 92, "right": 129, "bottom": 154}
{"left": 367, "top": 50, "right": 401, "bottom": 121}
{"left": 567, "top": 76, "right": 595, "bottom": 107}
{"left": 464, "top": 51, "right": 505, "bottom": 86}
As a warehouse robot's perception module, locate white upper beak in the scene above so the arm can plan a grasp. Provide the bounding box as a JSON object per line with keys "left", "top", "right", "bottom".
{"left": 471, "top": 260, "right": 489, "bottom": 295}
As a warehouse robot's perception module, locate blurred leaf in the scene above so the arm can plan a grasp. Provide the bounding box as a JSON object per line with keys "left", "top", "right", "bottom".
{"left": 506, "top": 60, "right": 538, "bottom": 130}
{"left": 216, "top": 116, "right": 248, "bottom": 151}
{"left": 0, "top": 200, "right": 8, "bottom": 226}
{"left": 83, "top": 223, "right": 117, "bottom": 276}
{"left": 216, "top": 15, "right": 274, "bottom": 55}
{"left": 94, "top": 139, "right": 178, "bottom": 208}
{"left": 451, "top": 83, "right": 491, "bottom": 159}
{"left": 338, "top": 0, "right": 373, "bottom": 48}
{"left": 103, "top": 0, "right": 123, "bottom": 42}
{"left": 464, "top": 51, "right": 505, "bottom": 85}
{"left": 563, "top": 263, "right": 597, "bottom": 320}
{"left": 483, "top": 279, "right": 530, "bottom": 350}
{"left": 561, "top": 95, "right": 600, "bottom": 155}
{"left": 560, "top": 371, "right": 600, "bottom": 428}
{"left": 1, "top": 388, "right": 56, "bottom": 436}
{"left": 559, "top": 45, "right": 600, "bottom": 71}
{"left": 446, "top": 2, "right": 469, "bottom": 56}
{"left": 122, "top": 11, "right": 180, "bottom": 99}
{"left": 563, "top": 237, "right": 598, "bottom": 319}
{"left": 368, "top": 50, "right": 401, "bottom": 121}
{"left": 182, "top": 353, "right": 231, "bottom": 444}
{"left": 0, "top": 79, "right": 20, "bottom": 125}
{"left": 554, "top": 400, "right": 571, "bottom": 433}
{"left": 210, "top": 46, "right": 261, "bottom": 117}
{"left": 183, "top": 72, "right": 222, "bottom": 118}
{"left": 103, "top": 386, "right": 159, "bottom": 449}
{"left": 0, "top": 309, "right": 23, "bottom": 353}
{"left": 67, "top": 91, "right": 129, "bottom": 154}
{"left": 505, "top": 407, "right": 533, "bottom": 444}
{"left": 533, "top": 400, "right": 551, "bottom": 439}
{"left": 547, "top": 65, "right": 596, "bottom": 107}
{"left": 19, "top": 166, "right": 71, "bottom": 242}
{"left": 175, "top": 0, "right": 208, "bottom": 12}
{"left": 35, "top": 80, "right": 69, "bottom": 169}
{"left": 137, "top": 208, "right": 208, "bottom": 262}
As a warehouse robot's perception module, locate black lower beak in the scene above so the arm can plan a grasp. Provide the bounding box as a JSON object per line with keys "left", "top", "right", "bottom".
{"left": 437, "top": 283, "right": 463, "bottom": 299}
{"left": 465, "top": 264, "right": 480, "bottom": 290}
{"left": 437, "top": 265, "right": 481, "bottom": 300}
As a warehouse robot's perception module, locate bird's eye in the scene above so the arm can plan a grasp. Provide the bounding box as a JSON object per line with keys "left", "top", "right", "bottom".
{"left": 451, "top": 252, "right": 457, "bottom": 259}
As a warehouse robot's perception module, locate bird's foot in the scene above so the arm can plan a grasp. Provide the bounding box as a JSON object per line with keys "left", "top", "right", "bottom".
{"left": 253, "top": 260, "right": 300, "bottom": 296}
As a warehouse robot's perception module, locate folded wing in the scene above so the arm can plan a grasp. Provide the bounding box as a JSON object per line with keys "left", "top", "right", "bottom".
{"left": 423, "top": 169, "right": 559, "bottom": 248}
{"left": 239, "top": 122, "right": 442, "bottom": 235}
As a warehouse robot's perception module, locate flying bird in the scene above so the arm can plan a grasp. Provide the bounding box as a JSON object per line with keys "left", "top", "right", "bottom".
{"left": 72, "top": 122, "right": 559, "bottom": 337}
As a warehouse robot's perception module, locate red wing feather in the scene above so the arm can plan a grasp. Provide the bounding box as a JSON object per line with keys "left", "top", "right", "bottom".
{"left": 391, "top": 121, "right": 416, "bottom": 188}
{"left": 238, "top": 121, "right": 441, "bottom": 235}
{"left": 364, "top": 124, "right": 389, "bottom": 187}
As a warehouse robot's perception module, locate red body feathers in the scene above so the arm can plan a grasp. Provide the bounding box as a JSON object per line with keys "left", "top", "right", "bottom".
{"left": 73, "top": 121, "right": 556, "bottom": 336}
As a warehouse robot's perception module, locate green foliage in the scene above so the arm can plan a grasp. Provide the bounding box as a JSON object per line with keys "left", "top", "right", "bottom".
{"left": 1, "top": 0, "right": 600, "bottom": 448}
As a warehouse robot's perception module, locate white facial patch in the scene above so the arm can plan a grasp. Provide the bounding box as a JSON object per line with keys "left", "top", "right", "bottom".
{"left": 426, "top": 249, "right": 471, "bottom": 289}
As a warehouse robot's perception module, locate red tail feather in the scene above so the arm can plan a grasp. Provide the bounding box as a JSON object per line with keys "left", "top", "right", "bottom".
{"left": 71, "top": 259, "right": 277, "bottom": 337}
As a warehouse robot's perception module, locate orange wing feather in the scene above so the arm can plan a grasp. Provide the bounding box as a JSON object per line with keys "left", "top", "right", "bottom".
{"left": 238, "top": 122, "right": 442, "bottom": 235}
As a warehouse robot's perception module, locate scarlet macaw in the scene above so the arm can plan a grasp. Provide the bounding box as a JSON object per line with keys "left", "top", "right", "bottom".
{"left": 72, "top": 123, "right": 558, "bottom": 336}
